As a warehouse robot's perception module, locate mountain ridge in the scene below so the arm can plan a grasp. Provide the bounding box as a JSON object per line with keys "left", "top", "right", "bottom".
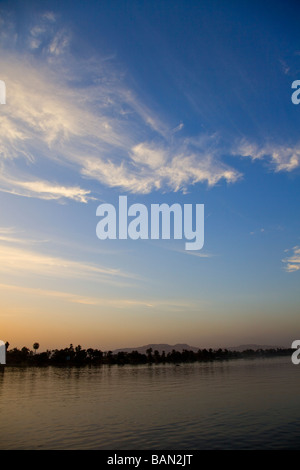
{"left": 226, "top": 344, "right": 283, "bottom": 352}
{"left": 112, "top": 343, "right": 284, "bottom": 354}
{"left": 113, "top": 343, "right": 199, "bottom": 354}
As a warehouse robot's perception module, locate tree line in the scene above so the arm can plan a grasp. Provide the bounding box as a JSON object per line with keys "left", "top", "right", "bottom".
{"left": 3, "top": 342, "right": 293, "bottom": 366}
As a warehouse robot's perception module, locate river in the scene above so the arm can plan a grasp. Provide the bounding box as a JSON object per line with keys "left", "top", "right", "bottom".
{"left": 0, "top": 356, "right": 299, "bottom": 449}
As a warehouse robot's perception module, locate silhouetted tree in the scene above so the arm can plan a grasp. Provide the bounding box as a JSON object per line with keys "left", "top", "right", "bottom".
{"left": 154, "top": 350, "right": 160, "bottom": 363}
{"left": 146, "top": 347, "right": 153, "bottom": 362}
{"left": 3, "top": 343, "right": 293, "bottom": 366}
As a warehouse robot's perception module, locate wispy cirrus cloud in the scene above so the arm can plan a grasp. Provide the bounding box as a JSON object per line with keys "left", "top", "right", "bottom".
{"left": 0, "top": 178, "right": 92, "bottom": 203}
{"left": 1, "top": 9, "right": 299, "bottom": 205}
{"left": 233, "top": 139, "right": 300, "bottom": 172}
{"left": 81, "top": 140, "right": 241, "bottom": 194}
{"left": 0, "top": 282, "right": 153, "bottom": 308}
{"left": 0, "top": 10, "right": 242, "bottom": 200}
{"left": 282, "top": 246, "right": 300, "bottom": 272}
{"left": 0, "top": 227, "right": 48, "bottom": 244}
{"left": 0, "top": 242, "right": 136, "bottom": 284}
{"left": 0, "top": 282, "right": 197, "bottom": 311}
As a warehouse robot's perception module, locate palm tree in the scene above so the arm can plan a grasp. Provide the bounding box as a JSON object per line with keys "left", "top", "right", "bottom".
{"left": 33, "top": 343, "right": 40, "bottom": 355}
{"left": 146, "top": 347, "right": 153, "bottom": 362}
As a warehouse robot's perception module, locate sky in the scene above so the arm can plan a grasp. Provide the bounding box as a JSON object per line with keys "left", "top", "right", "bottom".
{"left": 0, "top": 0, "right": 299, "bottom": 351}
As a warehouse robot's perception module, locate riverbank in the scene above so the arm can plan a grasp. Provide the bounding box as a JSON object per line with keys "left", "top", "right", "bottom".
{"left": 4, "top": 345, "right": 293, "bottom": 366}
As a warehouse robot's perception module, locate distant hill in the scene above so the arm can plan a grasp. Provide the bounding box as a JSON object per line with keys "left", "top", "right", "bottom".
{"left": 113, "top": 343, "right": 200, "bottom": 354}
{"left": 113, "top": 343, "right": 285, "bottom": 354}
{"left": 226, "top": 344, "right": 283, "bottom": 352}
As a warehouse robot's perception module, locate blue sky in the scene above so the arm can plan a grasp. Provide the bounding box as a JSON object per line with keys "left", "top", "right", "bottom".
{"left": 0, "top": 0, "right": 299, "bottom": 350}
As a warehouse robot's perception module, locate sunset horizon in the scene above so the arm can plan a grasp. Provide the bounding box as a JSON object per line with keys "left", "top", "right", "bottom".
{"left": 1, "top": 0, "right": 300, "bottom": 452}
{"left": 1, "top": 1, "right": 299, "bottom": 354}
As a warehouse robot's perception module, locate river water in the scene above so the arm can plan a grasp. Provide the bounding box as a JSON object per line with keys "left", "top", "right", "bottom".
{"left": 0, "top": 356, "right": 299, "bottom": 449}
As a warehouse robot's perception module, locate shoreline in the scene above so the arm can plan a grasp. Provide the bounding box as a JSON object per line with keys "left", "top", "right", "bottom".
{"left": 3, "top": 347, "right": 293, "bottom": 367}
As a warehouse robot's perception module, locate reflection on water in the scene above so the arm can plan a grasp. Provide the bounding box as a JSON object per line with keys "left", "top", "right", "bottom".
{"left": 0, "top": 357, "right": 299, "bottom": 449}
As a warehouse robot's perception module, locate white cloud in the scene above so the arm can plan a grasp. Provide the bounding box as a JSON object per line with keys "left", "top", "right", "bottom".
{"left": 130, "top": 142, "right": 168, "bottom": 169}
{"left": 42, "top": 12, "right": 56, "bottom": 22}
{"left": 0, "top": 12, "right": 299, "bottom": 205}
{"left": 0, "top": 282, "right": 151, "bottom": 307}
{"left": 48, "top": 30, "right": 71, "bottom": 56}
{"left": 282, "top": 246, "right": 300, "bottom": 272}
{"left": 1, "top": 52, "right": 240, "bottom": 196}
{"left": 3, "top": 179, "right": 92, "bottom": 203}
{"left": 0, "top": 13, "right": 243, "bottom": 200}
{"left": 172, "top": 122, "right": 184, "bottom": 134}
{"left": 0, "top": 227, "right": 42, "bottom": 244}
{"left": 234, "top": 139, "right": 300, "bottom": 172}
{"left": 170, "top": 247, "right": 214, "bottom": 258}
{"left": 0, "top": 282, "right": 197, "bottom": 310}
{"left": 81, "top": 141, "right": 240, "bottom": 194}
{"left": 0, "top": 242, "right": 136, "bottom": 283}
